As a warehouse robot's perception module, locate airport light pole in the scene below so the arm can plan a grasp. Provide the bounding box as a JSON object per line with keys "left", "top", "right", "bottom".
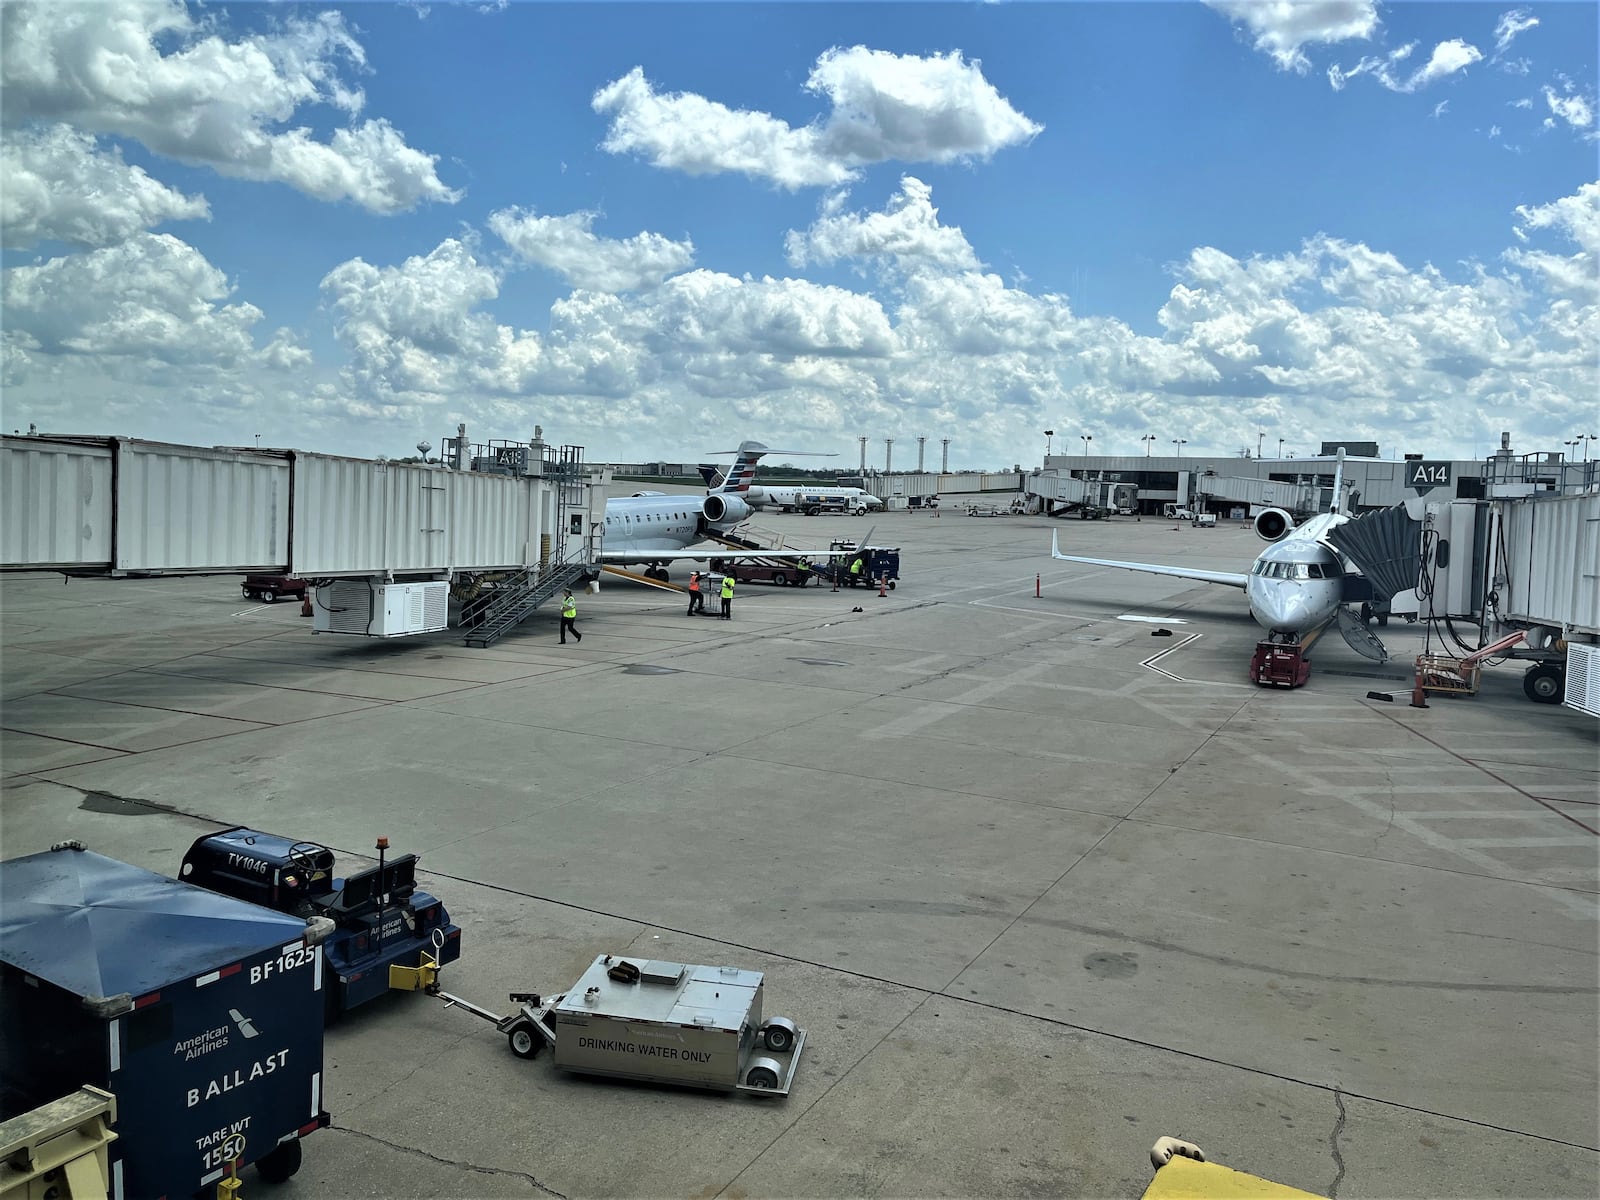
{"left": 1140, "top": 433, "right": 1155, "bottom": 456}
{"left": 1080, "top": 434, "right": 1092, "bottom": 458}
{"left": 1257, "top": 430, "right": 1264, "bottom": 459}
{"left": 1277, "top": 437, "right": 1286, "bottom": 458}
{"left": 1172, "top": 438, "right": 1186, "bottom": 458}
{"left": 1566, "top": 435, "right": 1597, "bottom": 462}
{"left": 1045, "top": 429, "right": 1054, "bottom": 458}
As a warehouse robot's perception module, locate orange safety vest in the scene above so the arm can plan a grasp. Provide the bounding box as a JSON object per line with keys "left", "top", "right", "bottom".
{"left": 688, "top": 575, "right": 700, "bottom": 592}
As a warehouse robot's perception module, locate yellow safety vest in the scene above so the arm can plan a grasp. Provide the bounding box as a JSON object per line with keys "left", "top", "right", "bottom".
{"left": 562, "top": 597, "right": 576, "bottom": 619}
{"left": 720, "top": 577, "right": 735, "bottom": 599}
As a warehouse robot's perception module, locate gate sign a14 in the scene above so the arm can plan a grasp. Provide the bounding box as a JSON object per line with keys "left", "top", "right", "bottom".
{"left": 1405, "top": 460, "right": 1452, "bottom": 495}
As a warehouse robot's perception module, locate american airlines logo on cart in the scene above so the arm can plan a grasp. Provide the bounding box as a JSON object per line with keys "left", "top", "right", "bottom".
{"left": 171, "top": 1008, "right": 259, "bottom": 1061}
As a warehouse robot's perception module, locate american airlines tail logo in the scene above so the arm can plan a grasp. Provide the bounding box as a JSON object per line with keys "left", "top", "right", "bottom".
{"left": 228, "top": 1009, "right": 260, "bottom": 1039}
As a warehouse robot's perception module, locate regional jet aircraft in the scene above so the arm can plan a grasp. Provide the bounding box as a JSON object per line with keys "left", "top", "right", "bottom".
{"left": 694, "top": 466, "right": 883, "bottom": 515}
{"left": 1049, "top": 452, "right": 1381, "bottom": 662}
{"left": 599, "top": 441, "right": 852, "bottom": 579}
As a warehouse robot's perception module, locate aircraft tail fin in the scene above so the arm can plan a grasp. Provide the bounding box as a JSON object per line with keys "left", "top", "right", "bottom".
{"left": 697, "top": 464, "right": 725, "bottom": 489}
{"left": 703, "top": 440, "right": 838, "bottom": 494}
{"left": 1330, "top": 447, "right": 1347, "bottom": 515}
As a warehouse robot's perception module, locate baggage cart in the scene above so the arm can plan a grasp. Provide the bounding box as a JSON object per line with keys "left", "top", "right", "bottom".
{"left": 0, "top": 845, "right": 330, "bottom": 1195}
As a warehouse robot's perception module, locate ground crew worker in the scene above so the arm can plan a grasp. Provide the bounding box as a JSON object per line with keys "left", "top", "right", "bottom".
{"left": 797, "top": 558, "right": 811, "bottom": 587}
{"left": 719, "top": 573, "right": 735, "bottom": 619}
{"left": 559, "top": 589, "right": 581, "bottom": 644}
{"left": 687, "top": 571, "right": 703, "bottom": 616}
{"left": 850, "top": 556, "right": 864, "bottom": 585}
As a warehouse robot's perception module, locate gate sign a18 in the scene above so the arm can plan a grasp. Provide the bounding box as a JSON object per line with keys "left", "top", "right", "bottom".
{"left": 1405, "top": 460, "right": 1452, "bottom": 495}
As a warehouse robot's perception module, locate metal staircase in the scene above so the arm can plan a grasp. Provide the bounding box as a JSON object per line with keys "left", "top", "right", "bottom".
{"left": 462, "top": 561, "right": 587, "bottom": 648}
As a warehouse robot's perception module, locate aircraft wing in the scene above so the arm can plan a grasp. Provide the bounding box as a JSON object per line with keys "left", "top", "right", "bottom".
{"left": 1050, "top": 531, "right": 1249, "bottom": 590}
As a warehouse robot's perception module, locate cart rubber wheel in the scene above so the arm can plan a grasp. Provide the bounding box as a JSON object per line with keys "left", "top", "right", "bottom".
{"left": 260, "top": 589, "right": 276, "bottom": 603}
{"left": 1523, "top": 663, "right": 1564, "bottom": 704}
{"left": 888, "top": 581, "right": 896, "bottom": 590}
{"left": 508, "top": 1020, "right": 542, "bottom": 1059}
{"left": 745, "top": 1064, "right": 779, "bottom": 1089}
{"left": 762, "top": 1025, "right": 794, "bottom": 1053}
{"left": 773, "top": 573, "right": 787, "bottom": 587}
{"left": 242, "top": 587, "right": 252, "bottom": 599}
{"left": 255, "top": 1138, "right": 303, "bottom": 1184}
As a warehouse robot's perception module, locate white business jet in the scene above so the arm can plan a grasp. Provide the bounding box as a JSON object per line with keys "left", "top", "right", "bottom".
{"left": 599, "top": 441, "right": 853, "bottom": 580}
{"left": 1049, "top": 451, "right": 1374, "bottom": 655}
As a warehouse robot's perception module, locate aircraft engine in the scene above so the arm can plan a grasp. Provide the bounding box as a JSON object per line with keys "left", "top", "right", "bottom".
{"left": 1253, "top": 507, "right": 1296, "bottom": 542}
{"left": 702, "top": 494, "right": 752, "bottom": 525}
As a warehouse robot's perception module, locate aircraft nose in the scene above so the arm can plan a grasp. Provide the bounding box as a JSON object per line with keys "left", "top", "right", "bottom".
{"left": 1252, "top": 586, "right": 1312, "bottom": 635}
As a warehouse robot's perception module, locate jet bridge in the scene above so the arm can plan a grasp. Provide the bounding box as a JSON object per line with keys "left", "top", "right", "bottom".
{"left": 1, "top": 431, "right": 607, "bottom": 645}
{"left": 1326, "top": 450, "right": 1598, "bottom": 709}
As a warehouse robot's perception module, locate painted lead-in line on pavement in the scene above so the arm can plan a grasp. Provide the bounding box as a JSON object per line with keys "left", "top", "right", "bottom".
{"left": 1141, "top": 632, "right": 1203, "bottom": 681}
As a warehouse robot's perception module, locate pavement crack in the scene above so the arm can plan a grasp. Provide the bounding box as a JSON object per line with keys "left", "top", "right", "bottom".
{"left": 1328, "top": 1086, "right": 1348, "bottom": 1199}
{"left": 325, "top": 1122, "right": 567, "bottom": 1196}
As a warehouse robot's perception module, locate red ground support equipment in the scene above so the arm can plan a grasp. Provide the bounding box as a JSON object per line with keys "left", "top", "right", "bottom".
{"left": 1250, "top": 641, "right": 1311, "bottom": 688}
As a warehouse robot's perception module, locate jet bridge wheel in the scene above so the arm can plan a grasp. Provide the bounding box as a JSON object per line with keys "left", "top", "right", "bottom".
{"left": 1523, "top": 663, "right": 1565, "bottom": 704}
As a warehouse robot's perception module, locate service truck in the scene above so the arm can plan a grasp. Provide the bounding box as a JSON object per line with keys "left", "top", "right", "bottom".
{"left": 0, "top": 844, "right": 329, "bottom": 1193}
{"left": 180, "top": 828, "right": 462, "bottom": 1017}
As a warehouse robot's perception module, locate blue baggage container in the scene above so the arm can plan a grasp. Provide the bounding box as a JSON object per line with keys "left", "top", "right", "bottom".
{"left": 0, "top": 844, "right": 329, "bottom": 1195}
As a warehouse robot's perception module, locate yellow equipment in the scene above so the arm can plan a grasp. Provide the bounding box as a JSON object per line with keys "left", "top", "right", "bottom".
{"left": 0, "top": 1087, "right": 118, "bottom": 1200}
{"left": 1142, "top": 1138, "right": 1326, "bottom": 1199}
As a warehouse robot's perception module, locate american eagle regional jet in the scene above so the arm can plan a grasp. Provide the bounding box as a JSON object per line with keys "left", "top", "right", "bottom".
{"left": 1049, "top": 451, "right": 1378, "bottom": 655}
{"left": 599, "top": 441, "right": 856, "bottom": 579}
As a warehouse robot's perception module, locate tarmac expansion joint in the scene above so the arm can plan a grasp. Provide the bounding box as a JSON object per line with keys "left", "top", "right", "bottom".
{"left": 324, "top": 1121, "right": 568, "bottom": 1197}
{"left": 1326, "top": 1085, "right": 1348, "bottom": 1199}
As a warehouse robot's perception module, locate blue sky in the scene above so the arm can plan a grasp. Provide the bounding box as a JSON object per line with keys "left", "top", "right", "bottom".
{"left": 3, "top": 1, "right": 1595, "bottom": 467}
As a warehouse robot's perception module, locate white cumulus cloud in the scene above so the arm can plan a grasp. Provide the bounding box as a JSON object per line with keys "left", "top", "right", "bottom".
{"left": 784, "top": 177, "right": 983, "bottom": 273}
{"left": 489, "top": 209, "right": 694, "bottom": 292}
{"left": 1, "top": 125, "right": 209, "bottom": 249}
{"left": 0, "top": 0, "right": 459, "bottom": 213}
{"left": 1208, "top": 0, "right": 1379, "bottom": 73}
{"left": 592, "top": 47, "right": 1040, "bottom": 189}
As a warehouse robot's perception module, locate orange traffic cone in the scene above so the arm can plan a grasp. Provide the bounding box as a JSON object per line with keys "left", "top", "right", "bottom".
{"left": 300, "top": 591, "right": 313, "bottom": 618}
{"left": 878, "top": 575, "right": 888, "bottom": 597}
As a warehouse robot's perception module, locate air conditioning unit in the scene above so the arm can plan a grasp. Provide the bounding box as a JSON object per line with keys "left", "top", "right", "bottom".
{"left": 1566, "top": 643, "right": 1600, "bottom": 718}
{"left": 313, "top": 581, "right": 449, "bottom": 638}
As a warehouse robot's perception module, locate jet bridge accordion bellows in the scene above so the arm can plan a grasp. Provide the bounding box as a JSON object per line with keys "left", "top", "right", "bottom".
{"left": 1325, "top": 504, "right": 1422, "bottom": 601}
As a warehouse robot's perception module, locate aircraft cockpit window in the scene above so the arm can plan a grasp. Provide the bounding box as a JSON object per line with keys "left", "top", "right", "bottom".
{"left": 1306, "top": 564, "right": 1324, "bottom": 579}
{"left": 1291, "top": 564, "right": 1311, "bottom": 580}
{"left": 1251, "top": 561, "right": 1267, "bottom": 575}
